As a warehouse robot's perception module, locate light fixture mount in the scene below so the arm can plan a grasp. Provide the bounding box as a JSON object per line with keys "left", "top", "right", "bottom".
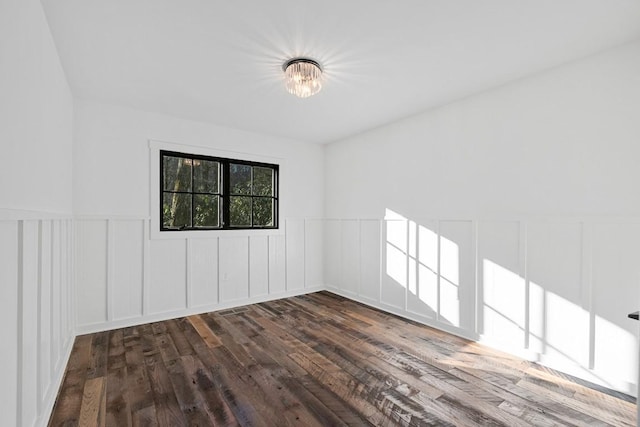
{"left": 283, "top": 57, "right": 323, "bottom": 98}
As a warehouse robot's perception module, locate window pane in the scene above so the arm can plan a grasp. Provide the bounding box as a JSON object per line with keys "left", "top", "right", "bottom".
{"left": 194, "top": 160, "right": 219, "bottom": 193}
{"left": 194, "top": 194, "right": 219, "bottom": 227}
{"left": 253, "top": 167, "right": 274, "bottom": 196}
{"left": 163, "top": 156, "right": 192, "bottom": 192}
{"left": 230, "top": 164, "right": 251, "bottom": 195}
{"left": 230, "top": 196, "right": 251, "bottom": 226}
{"left": 163, "top": 192, "right": 192, "bottom": 228}
{"left": 253, "top": 198, "right": 273, "bottom": 227}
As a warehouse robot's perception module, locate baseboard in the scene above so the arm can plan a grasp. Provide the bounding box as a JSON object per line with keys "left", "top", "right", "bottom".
{"left": 75, "top": 285, "right": 326, "bottom": 335}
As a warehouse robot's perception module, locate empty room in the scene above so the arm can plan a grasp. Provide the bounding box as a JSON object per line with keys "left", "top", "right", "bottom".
{"left": 3, "top": 0, "right": 640, "bottom": 425}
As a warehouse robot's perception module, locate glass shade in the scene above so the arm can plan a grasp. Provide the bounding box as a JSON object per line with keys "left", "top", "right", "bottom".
{"left": 284, "top": 58, "right": 323, "bottom": 98}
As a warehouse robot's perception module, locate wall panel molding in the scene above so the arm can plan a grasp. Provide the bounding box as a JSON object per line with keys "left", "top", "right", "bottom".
{"left": 75, "top": 217, "right": 325, "bottom": 334}
{"left": 1, "top": 215, "right": 75, "bottom": 427}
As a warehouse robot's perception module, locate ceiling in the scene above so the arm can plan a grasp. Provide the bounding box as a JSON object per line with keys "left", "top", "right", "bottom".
{"left": 41, "top": 0, "right": 640, "bottom": 144}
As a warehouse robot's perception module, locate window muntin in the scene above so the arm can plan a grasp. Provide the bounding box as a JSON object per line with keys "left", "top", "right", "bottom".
{"left": 161, "top": 150, "right": 278, "bottom": 231}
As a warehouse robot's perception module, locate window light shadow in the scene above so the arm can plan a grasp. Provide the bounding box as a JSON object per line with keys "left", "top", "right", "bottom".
{"left": 380, "top": 209, "right": 637, "bottom": 395}
{"left": 384, "top": 209, "right": 460, "bottom": 328}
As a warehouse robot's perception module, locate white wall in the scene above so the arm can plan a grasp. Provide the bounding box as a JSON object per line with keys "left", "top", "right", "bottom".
{"left": 0, "top": 1, "right": 75, "bottom": 426}
{"left": 0, "top": 1, "right": 73, "bottom": 215}
{"left": 73, "top": 100, "right": 323, "bottom": 218}
{"left": 73, "top": 101, "right": 325, "bottom": 332}
{"left": 325, "top": 41, "right": 640, "bottom": 220}
{"left": 324, "top": 41, "right": 640, "bottom": 395}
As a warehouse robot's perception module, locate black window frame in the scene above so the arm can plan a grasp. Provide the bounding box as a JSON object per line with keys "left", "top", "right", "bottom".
{"left": 160, "top": 150, "right": 279, "bottom": 231}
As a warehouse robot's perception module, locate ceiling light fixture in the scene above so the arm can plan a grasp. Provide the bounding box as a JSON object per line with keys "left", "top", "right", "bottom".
{"left": 283, "top": 58, "right": 323, "bottom": 98}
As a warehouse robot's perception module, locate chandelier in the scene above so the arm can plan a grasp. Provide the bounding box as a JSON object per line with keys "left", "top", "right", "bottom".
{"left": 283, "top": 58, "right": 323, "bottom": 98}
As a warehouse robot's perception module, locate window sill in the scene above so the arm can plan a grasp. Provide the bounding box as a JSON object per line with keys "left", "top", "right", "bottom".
{"left": 150, "top": 227, "right": 284, "bottom": 240}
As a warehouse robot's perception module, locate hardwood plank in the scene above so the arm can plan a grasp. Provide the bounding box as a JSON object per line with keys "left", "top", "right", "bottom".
{"left": 49, "top": 335, "right": 94, "bottom": 426}
{"left": 66, "top": 334, "right": 94, "bottom": 370}
{"left": 106, "top": 365, "right": 133, "bottom": 427}
{"left": 106, "top": 329, "right": 132, "bottom": 427}
{"left": 164, "top": 355, "right": 215, "bottom": 426}
{"left": 144, "top": 351, "right": 188, "bottom": 426}
{"left": 187, "top": 314, "right": 222, "bottom": 348}
{"left": 87, "top": 331, "right": 109, "bottom": 379}
{"left": 79, "top": 377, "right": 106, "bottom": 427}
{"left": 131, "top": 405, "right": 158, "bottom": 427}
{"left": 123, "top": 326, "right": 157, "bottom": 425}
{"left": 179, "top": 354, "right": 240, "bottom": 426}
{"left": 165, "top": 319, "right": 194, "bottom": 357}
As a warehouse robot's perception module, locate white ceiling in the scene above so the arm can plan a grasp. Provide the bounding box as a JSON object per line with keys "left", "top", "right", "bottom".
{"left": 41, "top": 0, "right": 640, "bottom": 144}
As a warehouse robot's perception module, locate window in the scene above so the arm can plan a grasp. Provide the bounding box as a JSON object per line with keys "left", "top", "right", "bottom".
{"left": 161, "top": 150, "right": 278, "bottom": 231}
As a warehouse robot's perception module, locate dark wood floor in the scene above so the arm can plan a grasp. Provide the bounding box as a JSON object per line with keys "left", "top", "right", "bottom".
{"left": 49, "top": 291, "right": 636, "bottom": 426}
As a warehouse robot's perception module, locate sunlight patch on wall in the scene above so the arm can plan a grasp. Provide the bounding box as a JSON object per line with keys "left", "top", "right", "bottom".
{"left": 408, "top": 221, "right": 417, "bottom": 294}
{"left": 384, "top": 209, "right": 460, "bottom": 326}
{"left": 384, "top": 210, "right": 408, "bottom": 290}
{"left": 440, "top": 236, "right": 460, "bottom": 326}
{"left": 386, "top": 241, "right": 407, "bottom": 288}
{"left": 546, "top": 291, "right": 589, "bottom": 367}
{"left": 483, "top": 259, "right": 525, "bottom": 346}
{"left": 529, "top": 280, "right": 590, "bottom": 370}
{"left": 418, "top": 225, "right": 438, "bottom": 309}
{"left": 594, "top": 315, "right": 637, "bottom": 386}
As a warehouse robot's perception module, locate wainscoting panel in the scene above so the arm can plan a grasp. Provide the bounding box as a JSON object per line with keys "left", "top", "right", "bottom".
{"left": 190, "top": 237, "right": 219, "bottom": 307}
{"left": 268, "top": 234, "right": 286, "bottom": 294}
{"left": 51, "top": 221, "right": 62, "bottom": 373}
{"left": 439, "top": 220, "right": 475, "bottom": 332}
{"left": 380, "top": 219, "right": 408, "bottom": 310}
{"left": 0, "top": 214, "right": 75, "bottom": 427}
{"left": 149, "top": 238, "right": 187, "bottom": 314}
{"left": 340, "top": 220, "right": 360, "bottom": 296}
{"left": 323, "top": 219, "right": 341, "bottom": 289}
{"left": 304, "top": 219, "right": 324, "bottom": 288}
{"left": 0, "top": 221, "right": 18, "bottom": 427}
{"left": 406, "top": 219, "right": 438, "bottom": 321}
{"left": 39, "top": 220, "right": 53, "bottom": 396}
{"left": 20, "top": 220, "right": 40, "bottom": 426}
{"left": 477, "top": 220, "right": 524, "bottom": 350}
{"left": 75, "top": 220, "right": 108, "bottom": 325}
{"left": 359, "top": 220, "right": 381, "bottom": 303}
{"left": 218, "top": 236, "right": 250, "bottom": 303}
{"left": 527, "top": 221, "right": 588, "bottom": 370}
{"left": 75, "top": 218, "right": 325, "bottom": 335}
{"left": 111, "top": 220, "right": 144, "bottom": 321}
{"left": 249, "top": 235, "right": 269, "bottom": 298}
{"left": 285, "top": 219, "right": 305, "bottom": 291}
